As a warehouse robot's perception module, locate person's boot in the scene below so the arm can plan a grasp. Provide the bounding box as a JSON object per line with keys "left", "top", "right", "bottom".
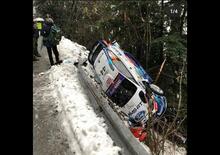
{"left": 55, "top": 60, "right": 63, "bottom": 65}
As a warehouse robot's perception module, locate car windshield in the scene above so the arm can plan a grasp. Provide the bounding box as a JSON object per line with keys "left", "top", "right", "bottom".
{"left": 124, "top": 52, "right": 153, "bottom": 83}
{"left": 109, "top": 77, "right": 137, "bottom": 107}
{"left": 108, "top": 50, "right": 136, "bottom": 83}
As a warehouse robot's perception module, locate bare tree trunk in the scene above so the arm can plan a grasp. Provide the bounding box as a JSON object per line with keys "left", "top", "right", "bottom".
{"left": 147, "top": 17, "right": 151, "bottom": 69}
{"left": 180, "top": 3, "right": 187, "bottom": 36}
{"left": 159, "top": 0, "right": 164, "bottom": 63}
{"left": 144, "top": 2, "right": 152, "bottom": 69}
{"left": 145, "top": 19, "right": 148, "bottom": 69}
{"left": 154, "top": 58, "right": 166, "bottom": 84}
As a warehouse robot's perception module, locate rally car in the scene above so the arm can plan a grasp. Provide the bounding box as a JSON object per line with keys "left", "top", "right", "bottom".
{"left": 88, "top": 40, "right": 167, "bottom": 127}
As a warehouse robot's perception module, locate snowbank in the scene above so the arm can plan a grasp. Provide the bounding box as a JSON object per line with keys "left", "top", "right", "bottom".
{"left": 46, "top": 37, "right": 121, "bottom": 155}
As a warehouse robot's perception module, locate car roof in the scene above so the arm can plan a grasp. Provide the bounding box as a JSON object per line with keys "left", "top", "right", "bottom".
{"left": 106, "top": 45, "right": 147, "bottom": 88}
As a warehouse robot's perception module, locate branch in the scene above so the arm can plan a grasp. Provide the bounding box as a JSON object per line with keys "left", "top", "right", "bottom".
{"left": 154, "top": 58, "right": 166, "bottom": 84}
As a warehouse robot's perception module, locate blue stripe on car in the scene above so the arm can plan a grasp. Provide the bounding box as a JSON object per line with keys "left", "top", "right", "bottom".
{"left": 102, "top": 48, "right": 115, "bottom": 71}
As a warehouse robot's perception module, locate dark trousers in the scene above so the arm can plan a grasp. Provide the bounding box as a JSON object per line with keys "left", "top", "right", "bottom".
{"left": 46, "top": 45, "right": 60, "bottom": 65}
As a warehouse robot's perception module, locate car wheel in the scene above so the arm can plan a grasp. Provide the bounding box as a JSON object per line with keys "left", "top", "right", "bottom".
{"left": 149, "top": 84, "right": 164, "bottom": 95}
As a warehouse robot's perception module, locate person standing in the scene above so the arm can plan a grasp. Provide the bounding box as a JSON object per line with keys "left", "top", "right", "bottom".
{"left": 35, "top": 17, "right": 44, "bottom": 52}
{"left": 33, "top": 21, "right": 41, "bottom": 61}
{"left": 41, "top": 14, "right": 62, "bottom": 66}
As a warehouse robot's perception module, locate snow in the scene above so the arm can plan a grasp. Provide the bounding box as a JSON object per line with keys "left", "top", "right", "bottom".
{"left": 162, "top": 140, "right": 186, "bottom": 155}
{"left": 50, "top": 66, "right": 121, "bottom": 155}
{"left": 42, "top": 36, "right": 121, "bottom": 155}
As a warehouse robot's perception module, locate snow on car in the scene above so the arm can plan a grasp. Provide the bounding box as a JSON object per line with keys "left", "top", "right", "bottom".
{"left": 88, "top": 40, "right": 167, "bottom": 127}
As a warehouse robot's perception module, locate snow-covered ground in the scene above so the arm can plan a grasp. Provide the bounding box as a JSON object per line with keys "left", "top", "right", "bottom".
{"left": 39, "top": 37, "right": 121, "bottom": 155}
{"left": 34, "top": 36, "right": 186, "bottom": 155}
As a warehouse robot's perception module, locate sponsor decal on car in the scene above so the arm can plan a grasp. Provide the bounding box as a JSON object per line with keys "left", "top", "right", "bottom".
{"left": 128, "top": 102, "right": 143, "bottom": 116}
{"left": 134, "top": 111, "right": 146, "bottom": 122}
{"left": 106, "top": 77, "right": 113, "bottom": 86}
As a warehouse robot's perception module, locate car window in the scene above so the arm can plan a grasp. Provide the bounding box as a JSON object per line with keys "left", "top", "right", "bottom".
{"left": 93, "top": 45, "right": 104, "bottom": 62}
{"left": 109, "top": 78, "right": 137, "bottom": 107}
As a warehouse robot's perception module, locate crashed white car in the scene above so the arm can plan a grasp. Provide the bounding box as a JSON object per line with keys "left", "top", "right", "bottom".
{"left": 88, "top": 40, "right": 167, "bottom": 126}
